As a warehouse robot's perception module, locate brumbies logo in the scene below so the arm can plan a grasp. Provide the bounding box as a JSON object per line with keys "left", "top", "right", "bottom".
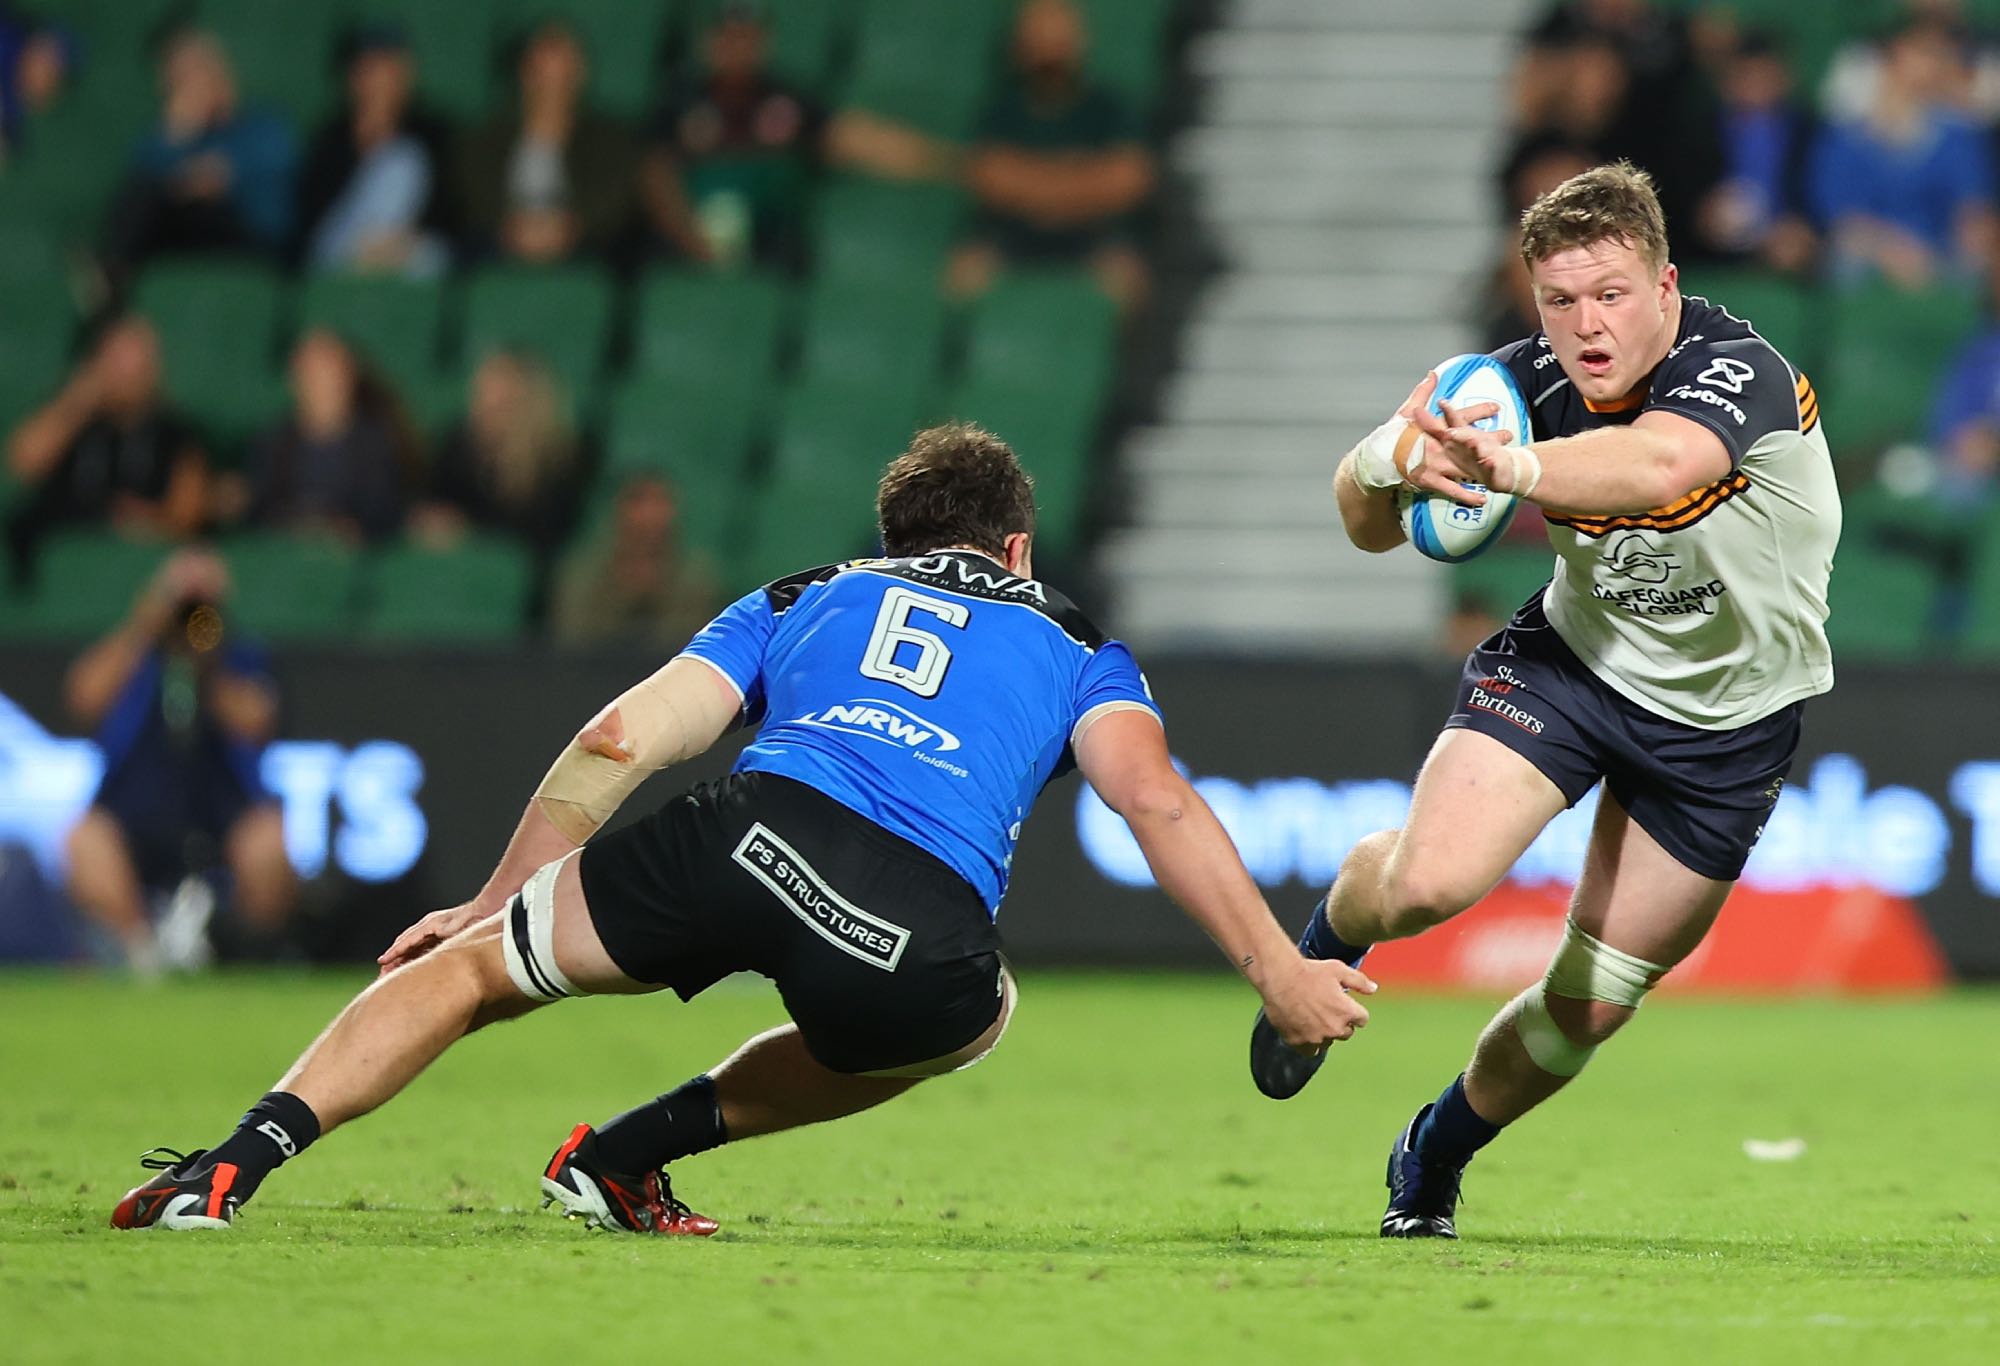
{"left": 1603, "top": 532, "right": 1678, "bottom": 584}
{"left": 733, "top": 825, "right": 911, "bottom": 971}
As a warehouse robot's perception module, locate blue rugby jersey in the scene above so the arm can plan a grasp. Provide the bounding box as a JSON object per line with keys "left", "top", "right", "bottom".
{"left": 679, "top": 551, "right": 1160, "bottom": 914}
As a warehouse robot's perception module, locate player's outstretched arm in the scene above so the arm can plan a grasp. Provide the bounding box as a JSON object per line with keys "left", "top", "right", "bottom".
{"left": 1074, "top": 710, "right": 1375, "bottom": 1050}
{"left": 1430, "top": 409, "right": 1732, "bottom": 516}
{"left": 1335, "top": 372, "right": 1500, "bottom": 552}
{"left": 376, "top": 656, "right": 742, "bottom": 973}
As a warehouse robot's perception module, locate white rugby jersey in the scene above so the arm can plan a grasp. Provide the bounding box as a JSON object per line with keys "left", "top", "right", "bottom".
{"left": 1490, "top": 294, "right": 1840, "bottom": 731}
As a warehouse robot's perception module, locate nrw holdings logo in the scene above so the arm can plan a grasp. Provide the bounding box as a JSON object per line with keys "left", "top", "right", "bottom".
{"left": 795, "top": 700, "right": 962, "bottom": 752}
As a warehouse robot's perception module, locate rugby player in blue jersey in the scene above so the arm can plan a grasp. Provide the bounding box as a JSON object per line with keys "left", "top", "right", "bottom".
{"left": 112, "top": 424, "right": 1374, "bottom": 1233}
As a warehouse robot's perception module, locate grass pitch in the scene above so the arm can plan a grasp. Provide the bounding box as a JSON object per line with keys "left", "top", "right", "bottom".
{"left": 3, "top": 971, "right": 1995, "bottom": 1364}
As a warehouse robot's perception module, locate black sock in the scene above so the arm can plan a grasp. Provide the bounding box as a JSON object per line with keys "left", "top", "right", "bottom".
{"left": 203, "top": 1091, "right": 321, "bottom": 1201}
{"left": 1413, "top": 1074, "right": 1502, "bottom": 1168}
{"left": 1299, "top": 895, "right": 1370, "bottom": 966}
{"left": 591, "top": 1075, "right": 728, "bottom": 1174}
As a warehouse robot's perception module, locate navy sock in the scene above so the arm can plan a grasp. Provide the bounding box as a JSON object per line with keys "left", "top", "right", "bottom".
{"left": 204, "top": 1091, "right": 321, "bottom": 1200}
{"left": 1413, "top": 1075, "right": 1502, "bottom": 1168}
{"left": 592, "top": 1075, "right": 729, "bottom": 1174}
{"left": 1299, "top": 895, "right": 1370, "bottom": 966}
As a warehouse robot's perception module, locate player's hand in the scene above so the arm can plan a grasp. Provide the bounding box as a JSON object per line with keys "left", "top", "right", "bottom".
{"left": 1440, "top": 423, "right": 1526, "bottom": 495}
{"left": 1396, "top": 373, "right": 1499, "bottom": 508}
{"left": 1257, "top": 953, "right": 1376, "bottom": 1053}
{"left": 377, "top": 902, "right": 493, "bottom": 975}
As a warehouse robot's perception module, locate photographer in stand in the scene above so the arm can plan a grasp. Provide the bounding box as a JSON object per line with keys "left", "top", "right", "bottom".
{"left": 63, "top": 548, "right": 295, "bottom": 974}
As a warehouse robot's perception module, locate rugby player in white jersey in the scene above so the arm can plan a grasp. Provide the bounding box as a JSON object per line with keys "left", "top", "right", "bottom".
{"left": 1246, "top": 162, "right": 1840, "bottom": 1238}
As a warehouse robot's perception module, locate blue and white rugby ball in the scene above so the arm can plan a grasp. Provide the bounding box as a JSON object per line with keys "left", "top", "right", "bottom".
{"left": 1396, "top": 352, "right": 1529, "bottom": 564}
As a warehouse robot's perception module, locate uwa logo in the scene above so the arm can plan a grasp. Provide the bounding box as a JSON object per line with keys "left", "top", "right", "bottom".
{"left": 796, "top": 700, "right": 963, "bottom": 752}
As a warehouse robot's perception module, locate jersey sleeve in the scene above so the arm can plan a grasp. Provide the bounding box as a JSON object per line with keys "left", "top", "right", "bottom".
{"left": 1488, "top": 335, "right": 1557, "bottom": 439}
{"left": 677, "top": 588, "right": 776, "bottom": 720}
{"left": 1070, "top": 640, "right": 1162, "bottom": 745}
{"left": 1643, "top": 333, "right": 1797, "bottom": 467}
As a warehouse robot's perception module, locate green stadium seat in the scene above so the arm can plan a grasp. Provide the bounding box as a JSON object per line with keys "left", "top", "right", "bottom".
{"left": 770, "top": 377, "right": 928, "bottom": 484}
{"left": 134, "top": 261, "right": 289, "bottom": 444}
{"left": 844, "top": 0, "right": 1007, "bottom": 137}
{"left": 1956, "top": 522, "right": 2000, "bottom": 661}
{"left": 1078, "top": 0, "right": 1176, "bottom": 111}
{"left": 961, "top": 270, "right": 1118, "bottom": 395}
{"left": 1819, "top": 282, "right": 1982, "bottom": 459}
{"left": 346, "top": 0, "right": 503, "bottom": 119}
{"left": 630, "top": 270, "right": 789, "bottom": 390}
{"left": 1824, "top": 540, "right": 1941, "bottom": 661}
{"left": 1452, "top": 544, "right": 1555, "bottom": 618}
{"left": 796, "top": 278, "right": 947, "bottom": 391}
{"left": 217, "top": 533, "right": 362, "bottom": 642}
{"left": 15, "top": 532, "right": 174, "bottom": 641}
{"left": 938, "top": 375, "right": 1099, "bottom": 555}
{"left": 0, "top": 217, "right": 75, "bottom": 402}
{"left": 201, "top": 0, "right": 342, "bottom": 125}
{"left": 361, "top": 535, "right": 535, "bottom": 642}
{"left": 3, "top": 97, "right": 141, "bottom": 247}
{"left": 600, "top": 378, "right": 756, "bottom": 556}
{"left": 459, "top": 265, "right": 615, "bottom": 401}
{"left": 498, "top": 0, "right": 673, "bottom": 117}
{"left": 296, "top": 274, "right": 447, "bottom": 386}
{"left": 1676, "top": 269, "right": 1817, "bottom": 378}
{"left": 810, "top": 179, "right": 965, "bottom": 290}
{"left": 731, "top": 475, "right": 879, "bottom": 589}
{"left": 681, "top": 0, "right": 847, "bottom": 90}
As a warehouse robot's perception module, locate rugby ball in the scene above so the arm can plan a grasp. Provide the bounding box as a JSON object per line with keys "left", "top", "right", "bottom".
{"left": 1395, "top": 353, "right": 1529, "bottom": 564}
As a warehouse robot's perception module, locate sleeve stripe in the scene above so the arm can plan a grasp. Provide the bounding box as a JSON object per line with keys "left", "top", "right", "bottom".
{"left": 1069, "top": 699, "right": 1162, "bottom": 748}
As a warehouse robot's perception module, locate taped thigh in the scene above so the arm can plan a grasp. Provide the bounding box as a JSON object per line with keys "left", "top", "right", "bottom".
{"left": 501, "top": 854, "right": 584, "bottom": 1003}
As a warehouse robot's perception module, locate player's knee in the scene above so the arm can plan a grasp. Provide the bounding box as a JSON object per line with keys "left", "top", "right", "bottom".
{"left": 1513, "top": 918, "right": 1667, "bottom": 1076}
{"left": 1542, "top": 993, "right": 1634, "bottom": 1048}
{"left": 1377, "top": 864, "right": 1481, "bottom": 935}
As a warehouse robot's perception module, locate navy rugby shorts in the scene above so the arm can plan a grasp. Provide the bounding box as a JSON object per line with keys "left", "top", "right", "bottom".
{"left": 578, "top": 771, "right": 1004, "bottom": 1074}
{"left": 1444, "top": 596, "right": 1801, "bottom": 881}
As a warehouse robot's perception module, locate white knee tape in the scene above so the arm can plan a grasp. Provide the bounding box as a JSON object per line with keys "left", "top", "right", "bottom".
{"left": 501, "top": 855, "right": 582, "bottom": 1003}
{"left": 1516, "top": 919, "right": 1670, "bottom": 1077}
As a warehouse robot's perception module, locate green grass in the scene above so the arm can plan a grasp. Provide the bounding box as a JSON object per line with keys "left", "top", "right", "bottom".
{"left": 2, "top": 973, "right": 1996, "bottom": 1364}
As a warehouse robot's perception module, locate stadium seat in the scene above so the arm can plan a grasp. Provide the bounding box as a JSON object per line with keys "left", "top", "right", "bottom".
{"left": 796, "top": 277, "right": 948, "bottom": 392}
{"left": 14, "top": 532, "right": 174, "bottom": 641}
{"left": 601, "top": 378, "right": 756, "bottom": 556}
{"left": 360, "top": 535, "right": 535, "bottom": 642}
{"left": 939, "top": 376, "right": 1099, "bottom": 556}
{"left": 961, "top": 270, "right": 1119, "bottom": 396}
{"left": 680, "top": 0, "right": 847, "bottom": 89}
{"left": 459, "top": 266, "right": 615, "bottom": 402}
{"left": 1676, "top": 269, "right": 1817, "bottom": 378}
{"left": 0, "top": 216, "right": 75, "bottom": 405}
{"left": 1078, "top": 0, "right": 1176, "bottom": 111}
{"left": 844, "top": 0, "right": 1008, "bottom": 138}
{"left": 1451, "top": 543, "right": 1554, "bottom": 619}
{"left": 732, "top": 475, "right": 881, "bottom": 588}
{"left": 810, "top": 179, "right": 965, "bottom": 291}
{"left": 1956, "top": 522, "right": 2000, "bottom": 660}
{"left": 1824, "top": 540, "right": 1941, "bottom": 661}
{"left": 630, "top": 269, "right": 789, "bottom": 391}
{"left": 296, "top": 274, "right": 447, "bottom": 387}
{"left": 1, "top": 96, "right": 141, "bottom": 247}
{"left": 346, "top": 0, "right": 503, "bottom": 118}
{"left": 1819, "top": 283, "right": 1983, "bottom": 460}
{"left": 497, "top": 0, "right": 673, "bottom": 117}
{"left": 200, "top": 0, "right": 342, "bottom": 125}
{"left": 770, "top": 377, "right": 929, "bottom": 484}
{"left": 134, "top": 261, "right": 289, "bottom": 445}
{"left": 216, "top": 533, "right": 362, "bottom": 642}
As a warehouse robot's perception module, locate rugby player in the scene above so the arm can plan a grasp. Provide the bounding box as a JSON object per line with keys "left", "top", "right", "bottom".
{"left": 1247, "top": 163, "right": 1838, "bottom": 1238}
{"left": 112, "top": 424, "right": 1373, "bottom": 1233}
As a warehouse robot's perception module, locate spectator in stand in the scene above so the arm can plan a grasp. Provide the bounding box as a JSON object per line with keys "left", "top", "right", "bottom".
{"left": 457, "top": 17, "right": 635, "bottom": 264}
{"left": 63, "top": 547, "right": 295, "bottom": 972}
{"left": 948, "top": 0, "right": 1156, "bottom": 315}
{"left": 550, "top": 472, "right": 720, "bottom": 647}
{"left": 1824, "top": 0, "right": 2000, "bottom": 129}
{"left": 1480, "top": 136, "right": 1597, "bottom": 352}
{"left": 102, "top": 28, "right": 296, "bottom": 275}
{"left": 1810, "top": 15, "right": 1999, "bottom": 287}
{"left": 295, "top": 24, "right": 453, "bottom": 276}
{"left": 0, "top": 3, "right": 74, "bottom": 165}
{"left": 242, "top": 329, "right": 412, "bottom": 544}
{"left": 639, "top": 1, "right": 825, "bottom": 270}
{"left": 4, "top": 315, "right": 209, "bottom": 579}
{"left": 408, "top": 347, "right": 580, "bottom": 579}
{"left": 1927, "top": 261, "right": 2000, "bottom": 506}
{"left": 1693, "top": 31, "right": 1818, "bottom": 273}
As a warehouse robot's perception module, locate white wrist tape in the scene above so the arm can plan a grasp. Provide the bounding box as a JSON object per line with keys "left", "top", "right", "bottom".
{"left": 533, "top": 656, "right": 741, "bottom": 843}
{"left": 1504, "top": 444, "right": 1544, "bottom": 501}
{"left": 1347, "top": 415, "right": 1418, "bottom": 493}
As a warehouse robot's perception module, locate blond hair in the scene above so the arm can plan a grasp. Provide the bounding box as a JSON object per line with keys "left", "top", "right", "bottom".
{"left": 1518, "top": 161, "right": 1669, "bottom": 271}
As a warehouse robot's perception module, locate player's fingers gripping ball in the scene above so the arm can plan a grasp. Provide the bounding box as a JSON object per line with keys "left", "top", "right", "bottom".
{"left": 1379, "top": 354, "right": 1531, "bottom": 563}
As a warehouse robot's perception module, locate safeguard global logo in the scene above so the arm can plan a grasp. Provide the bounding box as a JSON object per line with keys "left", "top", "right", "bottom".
{"left": 1076, "top": 754, "right": 2000, "bottom": 900}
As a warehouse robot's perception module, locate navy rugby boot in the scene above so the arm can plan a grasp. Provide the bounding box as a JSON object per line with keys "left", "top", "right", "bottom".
{"left": 110, "top": 1147, "right": 240, "bottom": 1230}
{"left": 540, "top": 1123, "right": 719, "bottom": 1236}
{"left": 1380, "top": 1105, "right": 1465, "bottom": 1239}
{"left": 1248, "top": 899, "right": 1365, "bottom": 1099}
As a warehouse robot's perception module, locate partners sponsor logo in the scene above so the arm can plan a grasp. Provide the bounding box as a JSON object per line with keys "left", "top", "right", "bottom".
{"left": 1665, "top": 383, "right": 1748, "bottom": 425}
{"left": 1595, "top": 533, "right": 1730, "bottom": 617}
{"left": 1467, "top": 665, "right": 1545, "bottom": 735}
{"left": 733, "top": 824, "right": 911, "bottom": 971}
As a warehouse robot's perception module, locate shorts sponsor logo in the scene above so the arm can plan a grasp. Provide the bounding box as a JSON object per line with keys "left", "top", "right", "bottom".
{"left": 1665, "top": 383, "right": 1748, "bottom": 425}
{"left": 733, "top": 824, "right": 911, "bottom": 971}
{"left": 1467, "top": 665, "right": 1545, "bottom": 734}
{"left": 1696, "top": 357, "right": 1756, "bottom": 393}
{"left": 797, "top": 699, "right": 962, "bottom": 753}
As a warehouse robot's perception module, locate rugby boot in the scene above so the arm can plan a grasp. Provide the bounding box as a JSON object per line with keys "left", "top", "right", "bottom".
{"left": 539, "top": 1123, "right": 719, "bottom": 1236}
{"left": 110, "top": 1147, "right": 240, "bottom": 1230}
{"left": 1248, "top": 913, "right": 1339, "bottom": 1099}
{"left": 1380, "top": 1104, "right": 1464, "bottom": 1239}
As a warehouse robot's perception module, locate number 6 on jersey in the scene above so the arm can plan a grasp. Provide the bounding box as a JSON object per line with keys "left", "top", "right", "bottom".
{"left": 859, "top": 587, "right": 969, "bottom": 698}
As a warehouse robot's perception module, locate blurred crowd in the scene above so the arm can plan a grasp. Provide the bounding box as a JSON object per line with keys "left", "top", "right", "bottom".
{"left": 1, "top": 0, "right": 1157, "bottom": 642}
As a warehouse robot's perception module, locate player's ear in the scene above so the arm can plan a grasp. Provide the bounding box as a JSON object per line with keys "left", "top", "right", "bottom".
{"left": 1659, "top": 260, "right": 1678, "bottom": 304}
{"left": 1003, "top": 532, "right": 1032, "bottom": 578}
